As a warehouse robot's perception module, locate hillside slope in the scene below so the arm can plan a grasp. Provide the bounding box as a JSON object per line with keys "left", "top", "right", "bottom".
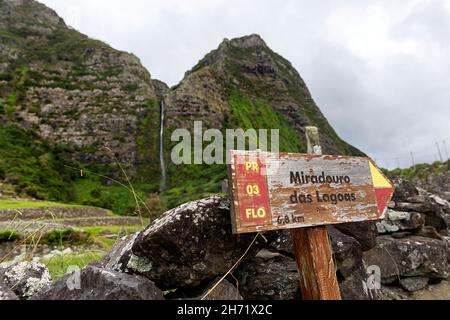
{"left": 387, "top": 160, "right": 450, "bottom": 201}
{"left": 163, "top": 34, "right": 364, "bottom": 206}
{"left": 0, "top": 0, "right": 161, "bottom": 209}
{"left": 0, "top": 0, "right": 160, "bottom": 169}
{"left": 0, "top": 0, "right": 365, "bottom": 212}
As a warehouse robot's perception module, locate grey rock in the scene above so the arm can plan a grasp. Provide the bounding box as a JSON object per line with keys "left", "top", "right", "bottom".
{"left": 339, "top": 265, "right": 380, "bottom": 300}
{"left": 151, "top": 79, "right": 169, "bottom": 99}
{"left": 415, "top": 226, "right": 444, "bottom": 240}
{"left": 363, "top": 235, "right": 448, "bottom": 284}
{"left": 399, "top": 277, "right": 429, "bottom": 292}
{"left": 268, "top": 230, "right": 292, "bottom": 255}
{"left": 99, "top": 233, "right": 138, "bottom": 270}
{"left": 197, "top": 279, "right": 243, "bottom": 300}
{"left": 392, "top": 179, "right": 450, "bottom": 231}
{"left": 33, "top": 265, "right": 164, "bottom": 300}
{"left": 0, "top": 280, "right": 18, "bottom": 300}
{"left": 116, "top": 196, "right": 269, "bottom": 289}
{"left": 236, "top": 250, "right": 300, "bottom": 300}
{"left": 443, "top": 236, "right": 450, "bottom": 263}
{"left": 269, "top": 227, "right": 362, "bottom": 278}
{"left": 376, "top": 210, "right": 425, "bottom": 234}
{"left": 334, "top": 221, "right": 378, "bottom": 251}
{"left": 0, "top": 261, "right": 51, "bottom": 299}
{"left": 328, "top": 226, "right": 362, "bottom": 278}
{"left": 380, "top": 285, "right": 410, "bottom": 300}
{"left": 392, "top": 179, "right": 423, "bottom": 203}
{"left": 414, "top": 170, "right": 450, "bottom": 203}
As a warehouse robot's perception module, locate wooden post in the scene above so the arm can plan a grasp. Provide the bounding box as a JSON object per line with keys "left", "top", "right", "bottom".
{"left": 290, "top": 127, "right": 341, "bottom": 300}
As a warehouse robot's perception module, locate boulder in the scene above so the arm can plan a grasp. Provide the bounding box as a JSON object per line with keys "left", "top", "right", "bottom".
{"left": 236, "top": 249, "right": 301, "bottom": 300}
{"left": 99, "top": 233, "right": 138, "bottom": 270}
{"left": 415, "top": 226, "right": 444, "bottom": 240}
{"left": 111, "top": 196, "right": 269, "bottom": 289}
{"left": 392, "top": 179, "right": 424, "bottom": 203}
{"left": 443, "top": 236, "right": 450, "bottom": 263}
{"left": 0, "top": 261, "right": 51, "bottom": 299}
{"left": 328, "top": 226, "right": 362, "bottom": 278}
{"left": 363, "top": 235, "right": 448, "bottom": 284}
{"left": 395, "top": 201, "right": 450, "bottom": 230}
{"left": 339, "top": 265, "right": 380, "bottom": 300}
{"left": 334, "top": 221, "right": 378, "bottom": 251}
{"left": 269, "top": 230, "right": 292, "bottom": 256}
{"left": 33, "top": 265, "right": 164, "bottom": 300}
{"left": 376, "top": 210, "right": 425, "bottom": 234}
{"left": 0, "top": 280, "right": 18, "bottom": 300}
{"left": 399, "top": 277, "right": 429, "bottom": 292}
{"left": 392, "top": 179, "right": 450, "bottom": 231}
{"left": 197, "top": 278, "right": 243, "bottom": 300}
{"left": 269, "top": 227, "right": 362, "bottom": 278}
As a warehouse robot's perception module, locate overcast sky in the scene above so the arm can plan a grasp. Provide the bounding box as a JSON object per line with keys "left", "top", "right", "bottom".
{"left": 40, "top": 0, "right": 450, "bottom": 169}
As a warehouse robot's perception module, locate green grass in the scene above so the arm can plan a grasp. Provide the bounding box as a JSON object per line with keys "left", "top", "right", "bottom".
{"left": 0, "top": 230, "right": 19, "bottom": 242}
{"left": 40, "top": 228, "right": 91, "bottom": 246}
{"left": 81, "top": 225, "right": 145, "bottom": 235}
{"left": 42, "top": 251, "right": 105, "bottom": 279}
{"left": 0, "top": 126, "right": 78, "bottom": 201}
{"left": 0, "top": 199, "right": 84, "bottom": 210}
{"left": 0, "top": 124, "right": 161, "bottom": 216}
{"left": 385, "top": 160, "right": 449, "bottom": 181}
{"left": 227, "top": 87, "right": 303, "bottom": 153}
{"left": 41, "top": 225, "right": 144, "bottom": 279}
{"left": 81, "top": 225, "right": 144, "bottom": 247}
{"left": 73, "top": 176, "right": 158, "bottom": 216}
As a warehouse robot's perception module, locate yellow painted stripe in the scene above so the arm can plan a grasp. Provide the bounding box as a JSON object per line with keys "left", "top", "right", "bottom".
{"left": 369, "top": 161, "right": 392, "bottom": 188}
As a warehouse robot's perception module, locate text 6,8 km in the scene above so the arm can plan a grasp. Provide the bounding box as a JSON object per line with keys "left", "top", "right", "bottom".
{"left": 276, "top": 213, "right": 304, "bottom": 225}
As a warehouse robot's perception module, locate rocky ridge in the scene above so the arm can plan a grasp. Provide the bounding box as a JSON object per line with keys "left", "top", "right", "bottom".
{"left": 0, "top": 0, "right": 160, "bottom": 173}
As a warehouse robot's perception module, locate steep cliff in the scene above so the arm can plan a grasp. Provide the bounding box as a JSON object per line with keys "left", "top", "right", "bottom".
{"left": 0, "top": 0, "right": 159, "bottom": 169}
{"left": 0, "top": 0, "right": 161, "bottom": 205}
{"left": 163, "top": 34, "right": 364, "bottom": 207}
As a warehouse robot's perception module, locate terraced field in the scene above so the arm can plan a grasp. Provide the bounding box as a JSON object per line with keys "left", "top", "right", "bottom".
{"left": 0, "top": 199, "right": 147, "bottom": 278}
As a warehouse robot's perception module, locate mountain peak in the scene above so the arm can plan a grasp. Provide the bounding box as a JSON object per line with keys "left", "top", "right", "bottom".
{"left": 222, "top": 34, "right": 267, "bottom": 49}
{"left": 0, "top": 0, "right": 65, "bottom": 30}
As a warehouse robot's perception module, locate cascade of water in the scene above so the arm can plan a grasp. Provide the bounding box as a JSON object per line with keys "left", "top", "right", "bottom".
{"left": 159, "top": 100, "right": 166, "bottom": 192}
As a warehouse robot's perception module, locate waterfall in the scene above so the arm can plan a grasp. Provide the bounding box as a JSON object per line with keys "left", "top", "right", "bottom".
{"left": 159, "top": 100, "right": 166, "bottom": 192}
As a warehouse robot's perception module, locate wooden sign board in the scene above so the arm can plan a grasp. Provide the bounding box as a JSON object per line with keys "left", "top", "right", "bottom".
{"left": 228, "top": 150, "right": 394, "bottom": 234}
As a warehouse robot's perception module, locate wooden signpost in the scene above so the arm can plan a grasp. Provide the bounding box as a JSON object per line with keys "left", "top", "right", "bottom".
{"left": 227, "top": 127, "right": 394, "bottom": 300}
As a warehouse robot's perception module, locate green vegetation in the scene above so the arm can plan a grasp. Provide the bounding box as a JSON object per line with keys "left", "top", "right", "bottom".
{"left": 163, "top": 87, "right": 305, "bottom": 208}
{"left": 164, "top": 163, "right": 226, "bottom": 209}
{"left": 1, "top": 222, "right": 144, "bottom": 279}
{"left": 81, "top": 225, "right": 144, "bottom": 247}
{"left": 41, "top": 228, "right": 89, "bottom": 246}
{"left": 385, "top": 160, "right": 449, "bottom": 181}
{"left": 0, "top": 126, "right": 78, "bottom": 201}
{"left": 73, "top": 176, "right": 157, "bottom": 216}
{"left": 81, "top": 225, "right": 144, "bottom": 236}
{"left": 218, "top": 44, "right": 364, "bottom": 158}
{"left": 43, "top": 251, "right": 105, "bottom": 279}
{"left": 227, "top": 87, "right": 303, "bottom": 153}
{"left": 0, "top": 200, "right": 82, "bottom": 210}
{"left": 0, "top": 124, "right": 162, "bottom": 216}
{"left": 0, "top": 230, "right": 19, "bottom": 242}
{"left": 135, "top": 99, "right": 161, "bottom": 182}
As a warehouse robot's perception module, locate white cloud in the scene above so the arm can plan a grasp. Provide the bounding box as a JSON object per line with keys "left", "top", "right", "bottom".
{"left": 39, "top": 0, "right": 450, "bottom": 169}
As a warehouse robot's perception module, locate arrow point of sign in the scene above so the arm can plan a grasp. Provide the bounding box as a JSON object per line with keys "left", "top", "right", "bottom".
{"left": 369, "top": 162, "right": 392, "bottom": 189}
{"left": 375, "top": 188, "right": 393, "bottom": 215}
{"left": 369, "top": 161, "right": 394, "bottom": 215}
